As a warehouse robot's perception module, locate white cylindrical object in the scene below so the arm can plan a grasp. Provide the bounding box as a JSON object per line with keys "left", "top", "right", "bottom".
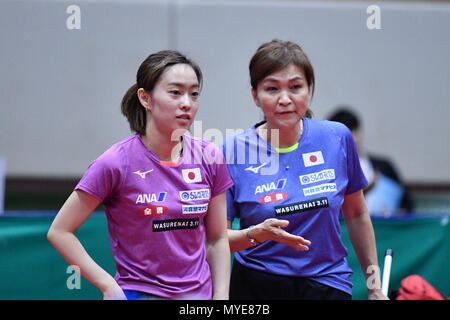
{"left": 381, "top": 249, "right": 393, "bottom": 296}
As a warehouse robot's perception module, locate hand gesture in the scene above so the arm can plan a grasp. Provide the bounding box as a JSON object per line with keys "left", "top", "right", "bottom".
{"left": 250, "top": 218, "right": 311, "bottom": 251}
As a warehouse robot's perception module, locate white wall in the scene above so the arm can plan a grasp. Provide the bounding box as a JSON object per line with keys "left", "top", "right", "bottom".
{"left": 0, "top": 0, "right": 449, "bottom": 183}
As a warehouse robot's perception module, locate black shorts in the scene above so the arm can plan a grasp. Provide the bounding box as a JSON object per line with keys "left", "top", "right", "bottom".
{"left": 230, "top": 260, "right": 351, "bottom": 300}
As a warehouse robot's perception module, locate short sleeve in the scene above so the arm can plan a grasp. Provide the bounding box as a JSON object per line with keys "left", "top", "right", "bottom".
{"left": 75, "top": 147, "right": 126, "bottom": 202}
{"left": 221, "top": 138, "right": 239, "bottom": 221}
{"left": 342, "top": 127, "right": 368, "bottom": 194}
{"left": 207, "top": 143, "right": 234, "bottom": 198}
{"left": 226, "top": 186, "right": 239, "bottom": 221}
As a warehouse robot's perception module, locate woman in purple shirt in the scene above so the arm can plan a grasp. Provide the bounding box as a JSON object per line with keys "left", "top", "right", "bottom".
{"left": 47, "top": 50, "right": 233, "bottom": 300}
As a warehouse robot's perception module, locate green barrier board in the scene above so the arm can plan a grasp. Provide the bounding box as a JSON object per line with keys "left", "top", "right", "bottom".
{"left": 0, "top": 213, "right": 448, "bottom": 299}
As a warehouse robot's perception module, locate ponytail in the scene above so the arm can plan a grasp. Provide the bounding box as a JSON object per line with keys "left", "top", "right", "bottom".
{"left": 121, "top": 83, "right": 146, "bottom": 135}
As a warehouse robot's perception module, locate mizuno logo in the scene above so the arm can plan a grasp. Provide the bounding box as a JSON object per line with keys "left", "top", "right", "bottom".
{"left": 245, "top": 162, "right": 269, "bottom": 174}
{"left": 133, "top": 169, "right": 154, "bottom": 179}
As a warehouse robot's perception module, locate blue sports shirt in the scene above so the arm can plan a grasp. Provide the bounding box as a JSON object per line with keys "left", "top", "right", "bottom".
{"left": 223, "top": 118, "right": 368, "bottom": 295}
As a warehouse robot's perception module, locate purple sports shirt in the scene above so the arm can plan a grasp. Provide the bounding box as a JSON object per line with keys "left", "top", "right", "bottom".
{"left": 76, "top": 133, "right": 233, "bottom": 299}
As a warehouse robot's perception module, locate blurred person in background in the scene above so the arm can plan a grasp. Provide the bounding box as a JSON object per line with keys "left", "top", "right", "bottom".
{"left": 328, "top": 108, "right": 412, "bottom": 217}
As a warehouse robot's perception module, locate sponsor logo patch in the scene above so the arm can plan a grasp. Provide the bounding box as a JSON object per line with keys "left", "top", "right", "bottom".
{"left": 255, "top": 179, "right": 287, "bottom": 194}
{"left": 136, "top": 192, "right": 167, "bottom": 204}
{"left": 274, "top": 197, "right": 329, "bottom": 216}
{"left": 182, "top": 204, "right": 209, "bottom": 214}
{"left": 299, "top": 169, "right": 335, "bottom": 185}
{"left": 180, "top": 189, "right": 210, "bottom": 201}
{"left": 153, "top": 218, "right": 200, "bottom": 232}
{"left": 303, "top": 183, "right": 337, "bottom": 196}
{"left": 138, "top": 205, "right": 168, "bottom": 216}
{"left": 258, "top": 192, "right": 288, "bottom": 204}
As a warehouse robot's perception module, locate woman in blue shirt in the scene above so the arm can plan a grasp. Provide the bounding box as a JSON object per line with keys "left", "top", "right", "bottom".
{"left": 224, "top": 39, "right": 387, "bottom": 300}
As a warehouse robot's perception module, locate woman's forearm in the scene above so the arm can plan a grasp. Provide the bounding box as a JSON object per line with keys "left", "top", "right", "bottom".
{"left": 344, "top": 211, "right": 381, "bottom": 290}
{"left": 227, "top": 228, "right": 254, "bottom": 252}
{"left": 342, "top": 190, "right": 387, "bottom": 299}
{"left": 206, "top": 236, "right": 230, "bottom": 300}
{"left": 47, "top": 190, "right": 124, "bottom": 299}
{"left": 47, "top": 229, "right": 122, "bottom": 298}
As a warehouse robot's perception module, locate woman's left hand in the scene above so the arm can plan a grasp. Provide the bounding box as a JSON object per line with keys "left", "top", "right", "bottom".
{"left": 368, "top": 289, "right": 389, "bottom": 300}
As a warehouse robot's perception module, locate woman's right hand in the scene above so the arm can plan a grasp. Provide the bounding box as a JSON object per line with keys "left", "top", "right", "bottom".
{"left": 102, "top": 282, "right": 127, "bottom": 300}
{"left": 250, "top": 218, "right": 311, "bottom": 251}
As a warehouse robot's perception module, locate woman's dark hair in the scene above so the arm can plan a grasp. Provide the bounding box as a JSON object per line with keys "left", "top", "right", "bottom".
{"left": 121, "top": 50, "right": 203, "bottom": 135}
{"left": 249, "top": 39, "right": 315, "bottom": 118}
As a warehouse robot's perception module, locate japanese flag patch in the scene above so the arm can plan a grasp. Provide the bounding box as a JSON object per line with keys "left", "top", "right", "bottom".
{"left": 302, "top": 151, "right": 324, "bottom": 167}
{"left": 182, "top": 168, "right": 202, "bottom": 183}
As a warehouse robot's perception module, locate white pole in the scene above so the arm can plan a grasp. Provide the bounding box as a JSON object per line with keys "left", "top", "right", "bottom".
{"left": 381, "top": 249, "right": 393, "bottom": 296}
